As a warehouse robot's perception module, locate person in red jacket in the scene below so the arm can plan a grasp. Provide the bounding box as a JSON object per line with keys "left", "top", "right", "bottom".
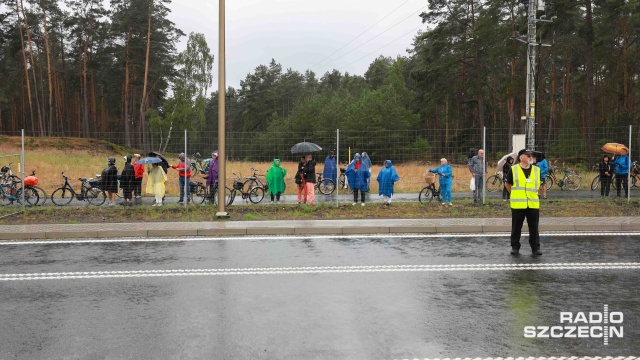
{"left": 170, "top": 153, "right": 191, "bottom": 203}
{"left": 132, "top": 154, "right": 145, "bottom": 201}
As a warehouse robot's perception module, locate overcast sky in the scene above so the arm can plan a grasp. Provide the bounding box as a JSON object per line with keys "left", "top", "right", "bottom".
{"left": 166, "top": 0, "right": 428, "bottom": 89}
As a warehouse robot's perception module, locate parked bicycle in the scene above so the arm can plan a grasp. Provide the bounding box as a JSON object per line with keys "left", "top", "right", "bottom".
{"left": 225, "top": 173, "right": 265, "bottom": 204}
{"left": 51, "top": 172, "right": 107, "bottom": 206}
{"left": 243, "top": 167, "right": 269, "bottom": 193}
{"left": 485, "top": 171, "right": 504, "bottom": 192}
{"left": 591, "top": 161, "right": 639, "bottom": 190}
{"left": 1, "top": 165, "right": 42, "bottom": 206}
{"left": 190, "top": 180, "right": 234, "bottom": 206}
{"left": 0, "top": 167, "right": 38, "bottom": 206}
{"left": 546, "top": 163, "right": 582, "bottom": 191}
{"left": 418, "top": 174, "right": 441, "bottom": 203}
{"left": 315, "top": 173, "right": 336, "bottom": 195}
{"left": 189, "top": 152, "right": 211, "bottom": 178}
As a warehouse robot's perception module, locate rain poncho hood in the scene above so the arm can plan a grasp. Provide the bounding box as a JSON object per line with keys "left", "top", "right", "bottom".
{"left": 362, "top": 152, "right": 372, "bottom": 168}
{"left": 376, "top": 160, "right": 400, "bottom": 197}
{"left": 345, "top": 154, "right": 370, "bottom": 191}
{"left": 323, "top": 153, "right": 337, "bottom": 182}
{"left": 266, "top": 158, "right": 287, "bottom": 195}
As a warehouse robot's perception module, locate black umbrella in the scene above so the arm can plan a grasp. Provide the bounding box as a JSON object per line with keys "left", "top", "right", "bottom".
{"left": 532, "top": 150, "right": 546, "bottom": 161}
{"left": 291, "top": 142, "right": 322, "bottom": 154}
{"left": 148, "top": 151, "right": 168, "bottom": 163}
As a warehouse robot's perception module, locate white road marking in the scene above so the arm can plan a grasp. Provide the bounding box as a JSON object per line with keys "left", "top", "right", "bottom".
{"left": 1, "top": 231, "right": 639, "bottom": 245}
{"left": 1, "top": 262, "right": 638, "bottom": 281}
{"left": 393, "top": 357, "right": 638, "bottom": 360}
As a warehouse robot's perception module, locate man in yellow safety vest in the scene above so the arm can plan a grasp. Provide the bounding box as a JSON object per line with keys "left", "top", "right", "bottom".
{"left": 504, "top": 149, "right": 542, "bottom": 256}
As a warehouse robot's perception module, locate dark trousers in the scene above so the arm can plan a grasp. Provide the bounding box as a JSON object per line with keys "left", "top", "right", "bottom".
{"left": 134, "top": 178, "right": 142, "bottom": 197}
{"left": 615, "top": 175, "right": 629, "bottom": 197}
{"left": 601, "top": 176, "right": 612, "bottom": 196}
{"left": 511, "top": 207, "right": 540, "bottom": 250}
{"left": 209, "top": 182, "right": 217, "bottom": 201}
{"left": 123, "top": 189, "right": 133, "bottom": 200}
{"left": 502, "top": 184, "right": 510, "bottom": 199}
{"left": 353, "top": 189, "right": 366, "bottom": 203}
{"left": 270, "top": 192, "right": 281, "bottom": 201}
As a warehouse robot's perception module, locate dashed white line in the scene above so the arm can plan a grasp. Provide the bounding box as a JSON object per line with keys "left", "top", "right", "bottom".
{"left": 1, "top": 231, "right": 640, "bottom": 245}
{"left": 1, "top": 262, "right": 638, "bottom": 281}
{"left": 392, "top": 357, "right": 638, "bottom": 360}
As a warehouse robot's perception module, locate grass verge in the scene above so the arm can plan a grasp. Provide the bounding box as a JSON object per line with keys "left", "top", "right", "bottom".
{"left": 1, "top": 199, "right": 639, "bottom": 224}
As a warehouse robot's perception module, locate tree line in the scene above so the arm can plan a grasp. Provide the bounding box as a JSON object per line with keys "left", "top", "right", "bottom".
{"left": 1, "top": 0, "right": 639, "bottom": 161}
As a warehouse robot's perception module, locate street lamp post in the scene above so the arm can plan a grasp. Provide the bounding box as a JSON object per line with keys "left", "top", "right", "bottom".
{"left": 216, "top": 0, "right": 229, "bottom": 217}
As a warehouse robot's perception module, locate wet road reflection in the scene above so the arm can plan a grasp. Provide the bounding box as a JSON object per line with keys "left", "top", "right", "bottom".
{"left": 0, "top": 234, "right": 638, "bottom": 359}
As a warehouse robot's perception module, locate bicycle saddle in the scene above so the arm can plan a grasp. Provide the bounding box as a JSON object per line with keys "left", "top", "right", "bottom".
{"left": 79, "top": 178, "right": 87, "bottom": 181}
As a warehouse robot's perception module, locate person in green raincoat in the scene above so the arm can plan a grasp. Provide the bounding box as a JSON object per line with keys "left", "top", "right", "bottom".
{"left": 266, "top": 158, "right": 287, "bottom": 203}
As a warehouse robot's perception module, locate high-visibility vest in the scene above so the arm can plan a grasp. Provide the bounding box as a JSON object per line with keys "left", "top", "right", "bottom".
{"left": 510, "top": 164, "right": 540, "bottom": 209}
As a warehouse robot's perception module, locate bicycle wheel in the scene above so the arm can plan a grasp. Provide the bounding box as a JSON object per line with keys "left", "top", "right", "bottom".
{"left": 318, "top": 178, "right": 335, "bottom": 195}
{"left": 30, "top": 186, "right": 48, "bottom": 205}
{"left": 191, "top": 184, "right": 207, "bottom": 204}
{"left": 51, "top": 187, "right": 74, "bottom": 206}
{"left": 16, "top": 187, "right": 39, "bottom": 206}
{"left": 485, "top": 175, "right": 502, "bottom": 193}
{"left": 590, "top": 175, "right": 600, "bottom": 190}
{"left": 87, "top": 187, "right": 107, "bottom": 206}
{"left": 419, "top": 187, "right": 433, "bottom": 203}
{"left": 565, "top": 174, "right": 581, "bottom": 191}
{"left": 249, "top": 186, "right": 265, "bottom": 204}
{"left": 544, "top": 176, "right": 554, "bottom": 190}
{"left": 226, "top": 187, "right": 235, "bottom": 206}
{"left": 611, "top": 174, "right": 618, "bottom": 190}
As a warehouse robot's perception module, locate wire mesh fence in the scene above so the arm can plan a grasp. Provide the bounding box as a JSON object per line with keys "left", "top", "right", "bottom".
{"left": 0, "top": 126, "right": 636, "bottom": 201}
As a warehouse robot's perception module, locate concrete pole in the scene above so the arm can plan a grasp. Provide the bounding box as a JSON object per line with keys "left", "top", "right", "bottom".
{"left": 216, "top": 0, "right": 229, "bottom": 217}
{"left": 525, "top": 0, "right": 537, "bottom": 150}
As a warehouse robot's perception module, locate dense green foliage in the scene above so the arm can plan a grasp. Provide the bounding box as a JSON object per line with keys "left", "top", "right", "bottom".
{"left": 1, "top": 0, "right": 640, "bottom": 162}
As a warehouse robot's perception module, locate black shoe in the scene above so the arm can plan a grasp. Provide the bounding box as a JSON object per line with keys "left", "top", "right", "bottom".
{"left": 510, "top": 248, "right": 519, "bottom": 255}
{"left": 177, "top": 200, "right": 184, "bottom": 204}
{"left": 533, "top": 249, "right": 542, "bottom": 256}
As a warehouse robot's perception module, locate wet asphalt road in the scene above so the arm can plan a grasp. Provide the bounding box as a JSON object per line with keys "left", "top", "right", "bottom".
{"left": 1, "top": 234, "right": 639, "bottom": 359}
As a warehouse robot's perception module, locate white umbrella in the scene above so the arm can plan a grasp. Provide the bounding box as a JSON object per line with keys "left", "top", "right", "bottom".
{"left": 497, "top": 152, "right": 517, "bottom": 169}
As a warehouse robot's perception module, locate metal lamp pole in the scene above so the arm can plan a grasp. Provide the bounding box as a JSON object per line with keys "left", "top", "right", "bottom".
{"left": 216, "top": 0, "right": 229, "bottom": 217}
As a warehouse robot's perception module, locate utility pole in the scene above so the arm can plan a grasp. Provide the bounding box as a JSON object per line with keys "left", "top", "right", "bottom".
{"left": 513, "top": 0, "right": 554, "bottom": 151}
{"left": 525, "top": 0, "right": 537, "bottom": 150}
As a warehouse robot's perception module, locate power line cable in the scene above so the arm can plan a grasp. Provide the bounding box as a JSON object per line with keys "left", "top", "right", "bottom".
{"left": 308, "top": 0, "right": 413, "bottom": 70}
{"left": 314, "top": 4, "right": 429, "bottom": 73}
{"left": 338, "top": 24, "right": 424, "bottom": 71}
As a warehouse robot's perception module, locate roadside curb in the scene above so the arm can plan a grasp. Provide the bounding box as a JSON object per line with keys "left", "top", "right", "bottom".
{"left": 2, "top": 217, "right": 640, "bottom": 240}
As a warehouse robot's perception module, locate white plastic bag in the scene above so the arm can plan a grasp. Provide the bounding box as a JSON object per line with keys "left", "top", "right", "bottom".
{"left": 470, "top": 177, "right": 476, "bottom": 191}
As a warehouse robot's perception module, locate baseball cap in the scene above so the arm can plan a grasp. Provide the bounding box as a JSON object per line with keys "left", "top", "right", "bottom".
{"left": 518, "top": 149, "right": 533, "bottom": 157}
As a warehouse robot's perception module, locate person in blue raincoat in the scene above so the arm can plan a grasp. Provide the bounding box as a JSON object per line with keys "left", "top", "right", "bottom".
{"left": 362, "top": 152, "right": 373, "bottom": 189}
{"left": 377, "top": 160, "right": 400, "bottom": 206}
{"left": 345, "top": 153, "right": 370, "bottom": 206}
{"left": 323, "top": 151, "right": 337, "bottom": 187}
{"left": 429, "top": 158, "right": 453, "bottom": 206}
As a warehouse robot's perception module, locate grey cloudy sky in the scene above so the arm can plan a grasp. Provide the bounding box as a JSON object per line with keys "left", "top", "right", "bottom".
{"left": 167, "top": 0, "right": 428, "bottom": 89}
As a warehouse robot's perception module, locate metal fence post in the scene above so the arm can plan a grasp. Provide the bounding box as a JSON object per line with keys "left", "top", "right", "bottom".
{"left": 184, "top": 129, "right": 187, "bottom": 209}
{"left": 336, "top": 129, "right": 339, "bottom": 208}
{"left": 629, "top": 125, "right": 632, "bottom": 203}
